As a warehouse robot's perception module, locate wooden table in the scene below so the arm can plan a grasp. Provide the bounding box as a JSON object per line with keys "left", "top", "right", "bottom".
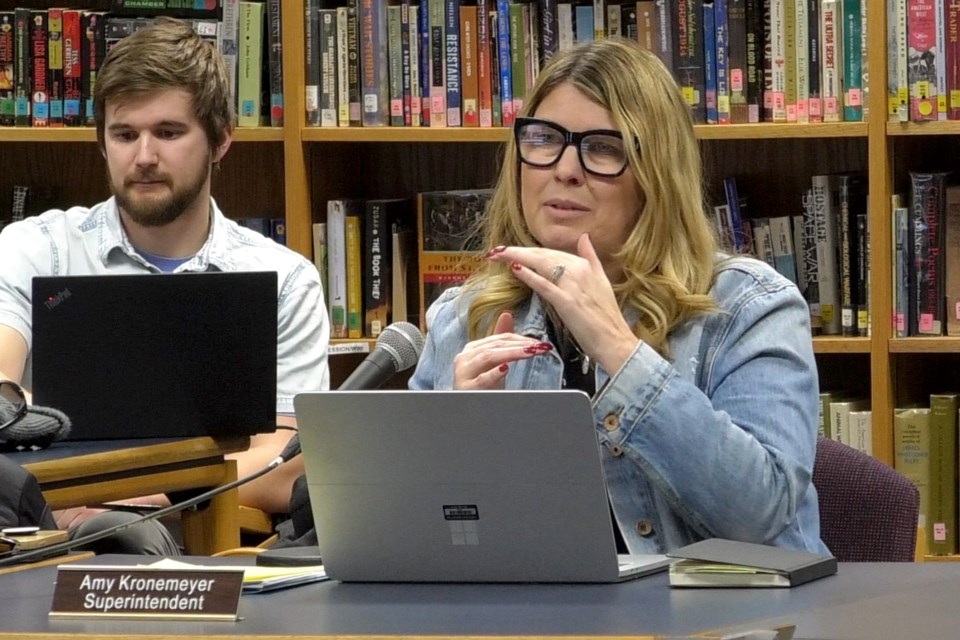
{"left": 17, "top": 437, "right": 250, "bottom": 555}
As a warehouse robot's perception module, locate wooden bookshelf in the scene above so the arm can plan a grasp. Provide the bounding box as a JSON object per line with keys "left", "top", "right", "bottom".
{"left": 0, "top": 0, "right": 940, "bottom": 470}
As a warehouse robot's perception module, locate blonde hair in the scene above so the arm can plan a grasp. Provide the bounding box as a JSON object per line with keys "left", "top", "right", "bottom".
{"left": 463, "top": 38, "right": 718, "bottom": 356}
{"left": 94, "top": 17, "right": 235, "bottom": 153}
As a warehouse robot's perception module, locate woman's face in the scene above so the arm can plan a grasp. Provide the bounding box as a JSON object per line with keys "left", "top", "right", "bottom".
{"left": 519, "top": 83, "right": 644, "bottom": 276}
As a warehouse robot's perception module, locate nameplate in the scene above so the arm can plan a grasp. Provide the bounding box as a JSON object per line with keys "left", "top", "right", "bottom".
{"left": 50, "top": 565, "right": 244, "bottom": 621}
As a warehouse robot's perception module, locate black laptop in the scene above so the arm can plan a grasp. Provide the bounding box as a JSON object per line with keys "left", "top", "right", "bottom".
{"left": 31, "top": 272, "right": 278, "bottom": 440}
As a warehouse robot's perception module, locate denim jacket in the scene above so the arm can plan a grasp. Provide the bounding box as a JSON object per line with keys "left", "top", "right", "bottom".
{"left": 410, "top": 255, "right": 828, "bottom": 554}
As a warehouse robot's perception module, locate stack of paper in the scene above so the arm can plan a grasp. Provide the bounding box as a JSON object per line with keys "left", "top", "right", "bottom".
{"left": 241, "top": 565, "right": 328, "bottom": 593}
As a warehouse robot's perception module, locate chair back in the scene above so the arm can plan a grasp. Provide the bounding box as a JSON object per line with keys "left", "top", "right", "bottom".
{"left": 812, "top": 437, "right": 919, "bottom": 562}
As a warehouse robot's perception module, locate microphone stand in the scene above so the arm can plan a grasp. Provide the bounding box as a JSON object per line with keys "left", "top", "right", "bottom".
{"left": 0, "top": 453, "right": 289, "bottom": 568}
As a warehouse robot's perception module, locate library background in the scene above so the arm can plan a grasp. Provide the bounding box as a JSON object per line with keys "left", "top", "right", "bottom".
{"left": 1, "top": 0, "right": 959, "bottom": 559}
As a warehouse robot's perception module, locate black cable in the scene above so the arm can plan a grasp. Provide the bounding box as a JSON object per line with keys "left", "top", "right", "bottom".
{"left": 0, "top": 453, "right": 288, "bottom": 568}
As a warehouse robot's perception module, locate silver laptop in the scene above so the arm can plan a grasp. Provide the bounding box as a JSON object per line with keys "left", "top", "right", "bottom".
{"left": 294, "top": 389, "right": 671, "bottom": 583}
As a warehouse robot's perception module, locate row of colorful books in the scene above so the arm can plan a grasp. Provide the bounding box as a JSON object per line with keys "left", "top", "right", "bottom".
{"left": 887, "top": 0, "right": 960, "bottom": 122}
{"left": 303, "top": 0, "right": 868, "bottom": 128}
{"left": 714, "top": 173, "right": 870, "bottom": 337}
{"left": 317, "top": 189, "right": 492, "bottom": 339}
{"left": 891, "top": 172, "right": 960, "bottom": 338}
{"left": 0, "top": 0, "right": 282, "bottom": 128}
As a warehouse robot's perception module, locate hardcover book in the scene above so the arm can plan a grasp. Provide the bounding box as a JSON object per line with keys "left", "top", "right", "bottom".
{"left": 30, "top": 10, "right": 50, "bottom": 127}
{"left": 327, "top": 199, "right": 362, "bottom": 339}
{"left": 908, "top": 171, "right": 948, "bottom": 335}
{"left": 266, "top": 0, "right": 283, "bottom": 126}
{"left": 927, "top": 393, "right": 959, "bottom": 555}
{"left": 360, "top": 0, "right": 389, "bottom": 126}
{"left": 237, "top": 0, "right": 264, "bottom": 126}
{"left": 62, "top": 9, "right": 82, "bottom": 126}
{"left": 417, "top": 189, "right": 492, "bottom": 327}
{"left": 48, "top": 8, "right": 64, "bottom": 127}
{"left": 304, "top": 0, "right": 320, "bottom": 126}
{"left": 893, "top": 406, "right": 931, "bottom": 552}
{"left": 945, "top": 186, "right": 960, "bottom": 335}
{"left": 667, "top": 538, "right": 837, "bottom": 588}
{"left": 0, "top": 12, "right": 13, "bottom": 126}
{"left": 79, "top": 11, "right": 106, "bottom": 126}
{"left": 364, "top": 198, "right": 412, "bottom": 337}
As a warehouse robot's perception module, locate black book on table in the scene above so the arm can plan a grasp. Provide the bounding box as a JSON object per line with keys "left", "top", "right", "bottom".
{"left": 666, "top": 538, "right": 838, "bottom": 588}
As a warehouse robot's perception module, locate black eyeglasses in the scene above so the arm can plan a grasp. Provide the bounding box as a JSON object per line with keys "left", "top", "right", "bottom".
{"left": 514, "top": 116, "right": 637, "bottom": 177}
{"left": 0, "top": 380, "right": 26, "bottom": 433}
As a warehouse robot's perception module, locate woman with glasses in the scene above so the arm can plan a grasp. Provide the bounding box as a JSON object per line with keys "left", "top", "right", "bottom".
{"left": 410, "top": 38, "right": 827, "bottom": 554}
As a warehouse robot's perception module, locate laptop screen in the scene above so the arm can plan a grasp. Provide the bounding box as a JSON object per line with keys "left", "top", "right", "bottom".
{"left": 31, "top": 272, "right": 278, "bottom": 440}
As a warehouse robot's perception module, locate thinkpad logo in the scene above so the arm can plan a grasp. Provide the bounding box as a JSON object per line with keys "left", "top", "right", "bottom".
{"left": 44, "top": 288, "right": 72, "bottom": 310}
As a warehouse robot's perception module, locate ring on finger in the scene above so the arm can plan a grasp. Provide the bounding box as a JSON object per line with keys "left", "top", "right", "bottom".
{"left": 549, "top": 264, "right": 566, "bottom": 285}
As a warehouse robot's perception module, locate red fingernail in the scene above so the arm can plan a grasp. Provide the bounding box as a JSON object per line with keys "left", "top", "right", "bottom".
{"left": 536, "top": 342, "right": 553, "bottom": 351}
{"left": 485, "top": 246, "right": 507, "bottom": 258}
{"left": 511, "top": 262, "right": 522, "bottom": 271}
{"left": 498, "top": 363, "right": 509, "bottom": 372}
{"left": 523, "top": 345, "right": 539, "bottom": 354}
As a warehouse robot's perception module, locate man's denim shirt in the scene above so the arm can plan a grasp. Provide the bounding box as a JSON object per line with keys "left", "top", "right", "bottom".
{"left": 411, "top": 255, "right": 829, "bottom": 554}
{"left": 0, "top": 197, "right": 330, "bottom": 414}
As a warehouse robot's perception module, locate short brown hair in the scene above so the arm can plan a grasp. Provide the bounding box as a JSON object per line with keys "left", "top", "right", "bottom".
{"left": 93, "top": 17, "right": 235, "bottom": 152}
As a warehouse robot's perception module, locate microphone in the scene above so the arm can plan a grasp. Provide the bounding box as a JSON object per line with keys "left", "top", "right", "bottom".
{"left": 276, "top": 321, "right": 425, "bottom": 463}
{"left": 339, "top": 321, "right": 425, "bottom": 390}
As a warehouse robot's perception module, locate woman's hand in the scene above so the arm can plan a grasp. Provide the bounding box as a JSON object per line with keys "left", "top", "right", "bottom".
{"left": 453, "top": 311, "right": 553, "bottom": 389}
{"left": 486, "top": 234, "right": 639, "bottom": 374}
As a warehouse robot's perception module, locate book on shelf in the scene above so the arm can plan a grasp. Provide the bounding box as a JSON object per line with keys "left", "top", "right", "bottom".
{"left": 810, "top": 173, "right": 841, "bottom": 335}
{"left": 818, "top": 390, "right": 856, "bottom": 439}
{"left": 81, "top": 11, "right": 107, "bottom": 126}
{"left": 829, "top": 397, "right": 869, "bottom": 447}
{"left": 841, "top": 0, "right": 862, "bottom": 121}
{"left": 906, "top": 0, "right": 938, "bottom": 121}
{"left": 837, "top": 173, "right": 867, "bottom": 336}
{"left": 0, "top": 12, "right": 13, "bottom": 126}
{"left": 927, "top": 393, "right": 958, "bottom": 556}
{"left": 819, "top": 0, "right": 841, "bottom": 122}
{"left": 945, "top": 186, "right": 960, "bottom": 336}
{"left": 444, "top": 0, "right": 462, "bottom": 126}
{"left": 311, "top": 221, "right": 327, "bottom": 294}
{"left": 62, "top": 9, "right": 83, "bottom": 126}
{"left": 726, "top": 0, "right": 747, "bottom": 123}
{"left": 792, "top": 0, "right": 809, "bottom": 123}
{"left": 345, "top": 212, "right": 364, "bottom": 338}
{"left": 266, "top": 0, "right": 283, "bottom": 126}
{"left": 387, "top": 2, "right": 404, "bottom": 126}
{"left": 847, "top": 409, "right": 872, "bottom": 455}
{"left": 48, "top": 8, "right": 64, "bottom": 127}
{"left": 702, "top": 0, "right": 717, "bottom": 123}
{"left": 908, "top": 171, "right": 948, "bottom": 336}
{"left": 460, "top": 2, "right": 479, "bottom": 127}
{"left": 13, "top": 7, "right": 31, "bottom": 127}
{"left": 327, "top": 199, "right": 362, "bottom": 339}
{"left": 667, "top": 538, "right": 837, "bottom": 588}
{"left": 237, "top": 0, "right": 265, "bottom": 126}
{"left": 892, "top": 194, "right": 910, "bottom": 337}
{"left": 392, "top": 227, "right": 418, "bottom": 326}
{"left": 304, "top": 0, "right": 320, "bottom": 126}
{"left": 30, "top": 10, "right": 49, "bottom": 127}
{"left": 364, "top": 198, "right": 413, "bottom": 338}
{"left": 319, "top": 8, "right": 337, "bottom": 127}
{"left": 221, "top": 0, "right": 240, "bottom": 115}
{"left": 417, "top": 189, "right": 492, "bottom": 328}
{"left": 894, "top": 406, "right": 930, "bottom": 555}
